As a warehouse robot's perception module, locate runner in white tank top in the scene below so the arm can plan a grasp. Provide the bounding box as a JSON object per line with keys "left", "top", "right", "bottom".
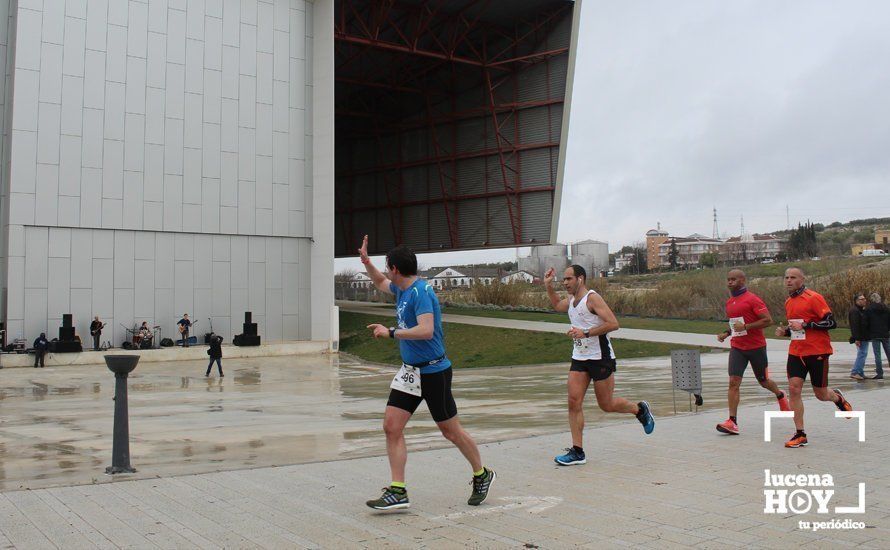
{"left": 542, "top": 264, "right": 655, "bottom": 466}
{"left": 568, "top": 289, "right": 615, "bottom": 361}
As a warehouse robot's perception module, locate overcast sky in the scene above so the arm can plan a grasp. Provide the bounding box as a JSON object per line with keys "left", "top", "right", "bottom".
{"left": 337, "top": 0, "right": 890, "bottom": 273}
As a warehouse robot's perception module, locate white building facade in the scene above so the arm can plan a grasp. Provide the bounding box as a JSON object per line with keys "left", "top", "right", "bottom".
{"left": 0, "top": 0, "right": 335, "bottom": 346}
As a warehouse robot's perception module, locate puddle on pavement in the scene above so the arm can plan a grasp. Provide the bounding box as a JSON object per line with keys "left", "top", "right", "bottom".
{"left": 0, "top": 351, "right": 880, "bottom": 491}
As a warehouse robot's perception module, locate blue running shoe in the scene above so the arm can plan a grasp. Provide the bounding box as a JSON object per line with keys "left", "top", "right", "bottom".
{"left": 636, "top": 401, "right": 655, "bottom": 434}
{"left": 554, "top": 447, "right": 586, "bottom": 466}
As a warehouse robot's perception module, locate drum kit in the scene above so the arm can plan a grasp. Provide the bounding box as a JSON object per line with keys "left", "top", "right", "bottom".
{"left": 121, "top": 323, "right": 162, "bottom": 349}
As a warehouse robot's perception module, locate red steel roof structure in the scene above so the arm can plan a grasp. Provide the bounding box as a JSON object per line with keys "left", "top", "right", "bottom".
{"left": 334, "top": 0, "right": 580, "bottom": 256}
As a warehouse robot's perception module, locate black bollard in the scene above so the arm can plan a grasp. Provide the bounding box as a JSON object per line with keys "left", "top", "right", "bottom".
{"left": 104, "top": 355, "right": 139, "bottom": 474}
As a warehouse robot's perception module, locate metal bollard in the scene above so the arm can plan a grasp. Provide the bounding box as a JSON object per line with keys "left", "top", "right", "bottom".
{"left": 104, "top": 355, "right": 139, "bottom": 474}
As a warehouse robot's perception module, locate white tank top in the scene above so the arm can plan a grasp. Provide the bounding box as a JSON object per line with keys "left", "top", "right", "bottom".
{"left": 567, "top": 289, "right": 615, "bottom": 361}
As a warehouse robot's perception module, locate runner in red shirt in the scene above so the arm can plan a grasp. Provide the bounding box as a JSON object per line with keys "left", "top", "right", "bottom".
{"left": 774, "top": 267, "right": 853, "bottom": 448}
{"left": 715, "top": 270, "right": 790, "bottom": 435}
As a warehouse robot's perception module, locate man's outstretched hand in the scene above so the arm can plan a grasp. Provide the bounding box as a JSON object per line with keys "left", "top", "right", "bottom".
{"left": 543, "top": 267, "right": 556, "bottom": 286}
{"left": 359, "top": 235, "right": 370, "bottom": 264}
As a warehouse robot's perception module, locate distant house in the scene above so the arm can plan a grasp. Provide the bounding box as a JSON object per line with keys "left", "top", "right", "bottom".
{"left": 722, "top": 234, "right": 787, "bottom": 262}
{"left": 657, "top": 234, "right": 723, "bottom": 267}
{"left": 500, "top": 270, "right": 537, "bottom": 284}
{"left": 350, "top": 272, "right": 373, "bottom": 288}
{"left": 421, "top": 266, "right": 504, "bottom": 288}
{"left": 614, "top": 253, "right": 634, "bottom": 270}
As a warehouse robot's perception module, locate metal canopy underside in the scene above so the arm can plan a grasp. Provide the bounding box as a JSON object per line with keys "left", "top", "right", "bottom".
{"left": 334, "top": 0, "right": 578, "bottom": 256}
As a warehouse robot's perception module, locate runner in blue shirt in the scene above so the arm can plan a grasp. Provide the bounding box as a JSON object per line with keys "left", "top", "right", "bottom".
{"left": 359, "top": 235, "right": 495, "bottom": 511}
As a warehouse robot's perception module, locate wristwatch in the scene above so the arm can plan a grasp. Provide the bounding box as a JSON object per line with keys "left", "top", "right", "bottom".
{"left": 388, "top": 327, "right": 396, "bottom": 339}
{"left": 583, "top": 329, "right": 590, "bottom": 338}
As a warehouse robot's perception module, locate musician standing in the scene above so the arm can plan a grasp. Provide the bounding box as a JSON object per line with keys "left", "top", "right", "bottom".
{"left": 177, "top": 314, "right": 192, "bottom": 347}
{"left": 89, "top": 316, "right": 104, "bottom": 351}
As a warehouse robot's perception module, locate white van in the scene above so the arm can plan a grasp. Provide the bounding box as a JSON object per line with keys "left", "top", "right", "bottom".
{"left": 861, "top": 249, "right": 887, "bottom": 257}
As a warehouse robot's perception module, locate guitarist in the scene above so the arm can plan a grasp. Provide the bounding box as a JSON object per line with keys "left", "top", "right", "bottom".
{"left": 89, "top": 316, "right": 105, "bottom": 351}
{"left": 177, "top": 313, "right": 192, "bottom": 347}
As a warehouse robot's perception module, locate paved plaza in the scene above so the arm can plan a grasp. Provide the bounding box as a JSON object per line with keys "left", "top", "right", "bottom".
{"left": 1, "top": 347, "right": 888, "bottom": 548}
{"left": 0, "top": 386, "right": 886, "bottom": 548}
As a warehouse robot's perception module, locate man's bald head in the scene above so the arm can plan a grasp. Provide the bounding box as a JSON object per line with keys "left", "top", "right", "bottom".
{"left": 784, "top": 267, "right": 806, "bottom": 293}
{"left": 726, "top": 269, "right": 747, "bottom": 292}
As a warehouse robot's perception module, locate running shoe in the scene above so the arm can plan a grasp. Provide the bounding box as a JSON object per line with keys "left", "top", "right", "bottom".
{"left": 834, "top": 389, "right": 853, "bottom": 415}
{"left": 777, "top": 391, "right": 791, "bottom": 412}
{"left": 554, "top": 447, "right": 586, "bottom": 466}
{"left": 467, "top": 467, "right": 496, "bottom": 506}
{"left": 716, "top": 418, "right": 739, "bottom": 435}
{"left": 636, "top": 401, "right": 655, "bottom": 434}
{"left": 365, "top": 487, "right": 410, "bottom": 510}
{"left": 785, "top": 433, "right": 808, "bottom": 448}
{"left": 850, "top": 373, "right": 865, "bottom": 380}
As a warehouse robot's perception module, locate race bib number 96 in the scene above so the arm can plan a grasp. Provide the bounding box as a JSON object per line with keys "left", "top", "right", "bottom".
{"left": 390, "top": 364, "right": 422, "bottom": 396}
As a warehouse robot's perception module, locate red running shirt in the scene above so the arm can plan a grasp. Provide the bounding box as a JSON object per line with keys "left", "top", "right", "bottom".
{"left": 725, "top": 290, "right": 769, "bottom": 350}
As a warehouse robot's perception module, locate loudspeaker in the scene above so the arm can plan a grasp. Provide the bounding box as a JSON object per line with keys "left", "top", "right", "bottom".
{"left": 122, "top": 341, "right": 135, "bottom": 350}
{"left": 234, "top": 311, "right": 260, "bottom": 345}
{"left": 53, "top": 340, "right": 82, "bottom": 353}
{"left": 233, "top": 334, "right": 261, "bottom": 346}
{"left": 58, "top": 314, "right": 77, "bottom": 344}
{"left": 160, "top": 338, "right": 174, "bottom": 347}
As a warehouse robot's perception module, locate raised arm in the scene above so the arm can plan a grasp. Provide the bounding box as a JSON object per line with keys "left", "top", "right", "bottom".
{"left": 358, "top": 235, "right": 394, "bottom": 295}
{"left": 542, "top": 267, "right": 569, "bottom": 313}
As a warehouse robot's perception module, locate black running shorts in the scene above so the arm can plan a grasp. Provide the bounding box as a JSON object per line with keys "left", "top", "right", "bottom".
{"left": 569, "top": 358, "right": 616, "bottom": 381}
{"left": 387, "top": 367, "right": 458, "bottom": 423}
{"left": 787, "top": 354, "right": 830, "bottom": 388}
{"left": 728, "top": 346, "right": 769, "bottom": 381}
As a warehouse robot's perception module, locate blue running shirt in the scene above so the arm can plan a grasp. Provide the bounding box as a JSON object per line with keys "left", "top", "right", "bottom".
{"left": 390, "top": 279, "right": 451, "bottom": 374}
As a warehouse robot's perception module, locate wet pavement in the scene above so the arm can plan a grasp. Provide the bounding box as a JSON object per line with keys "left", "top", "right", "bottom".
{"left": 0, "top": 349, "right": 882, "bottom": 493}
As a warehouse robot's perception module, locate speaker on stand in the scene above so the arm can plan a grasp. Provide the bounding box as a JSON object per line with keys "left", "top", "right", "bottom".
{"left": 54, "top": 313, "right": 83, "bottom": 353}
{"left": 233, "top": 311, "right": 261, "bottom": 346}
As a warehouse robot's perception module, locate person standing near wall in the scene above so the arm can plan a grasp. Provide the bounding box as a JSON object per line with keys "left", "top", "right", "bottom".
{"left": 90, "top": 316, "right": 104, "bottom": 351}
{"left": 33, "top": 333, "right": 49, "bottom": 368}
{"left": 178, "top": 314, "right": 192, "bottom": 348}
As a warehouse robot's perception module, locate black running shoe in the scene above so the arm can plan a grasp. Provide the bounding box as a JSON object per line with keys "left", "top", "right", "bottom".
{"left": 366, "top": 487, "right": 410, "bottom": 510}
{"left": 468, "top": 468, "right": 496, "bottom": 506}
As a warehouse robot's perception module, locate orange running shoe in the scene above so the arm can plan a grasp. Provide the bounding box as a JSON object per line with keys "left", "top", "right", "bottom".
{"left": 834, "top": 389, "right": 853, "bottom": 415}
{"left": 777, "top": 391, "right": 791, "bottom": 412}
{"left": 785, "top": 432, "right": 808, "bottom": 448}
{"left": 716, "top": 418, "right": 739, "bottom": 435}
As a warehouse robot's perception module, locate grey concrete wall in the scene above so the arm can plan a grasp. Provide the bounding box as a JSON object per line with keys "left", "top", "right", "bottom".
{"left": 309, "top": 0, "right": 334, "bottom": 345}
{"left": 1, "top": 0, "right": 330, "bottom": 344}
{"left": 0, "top": 0, "right": 17, "bottom": 330}
{"left": 15, "top": 225, "right": 310, "bottom": 346}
